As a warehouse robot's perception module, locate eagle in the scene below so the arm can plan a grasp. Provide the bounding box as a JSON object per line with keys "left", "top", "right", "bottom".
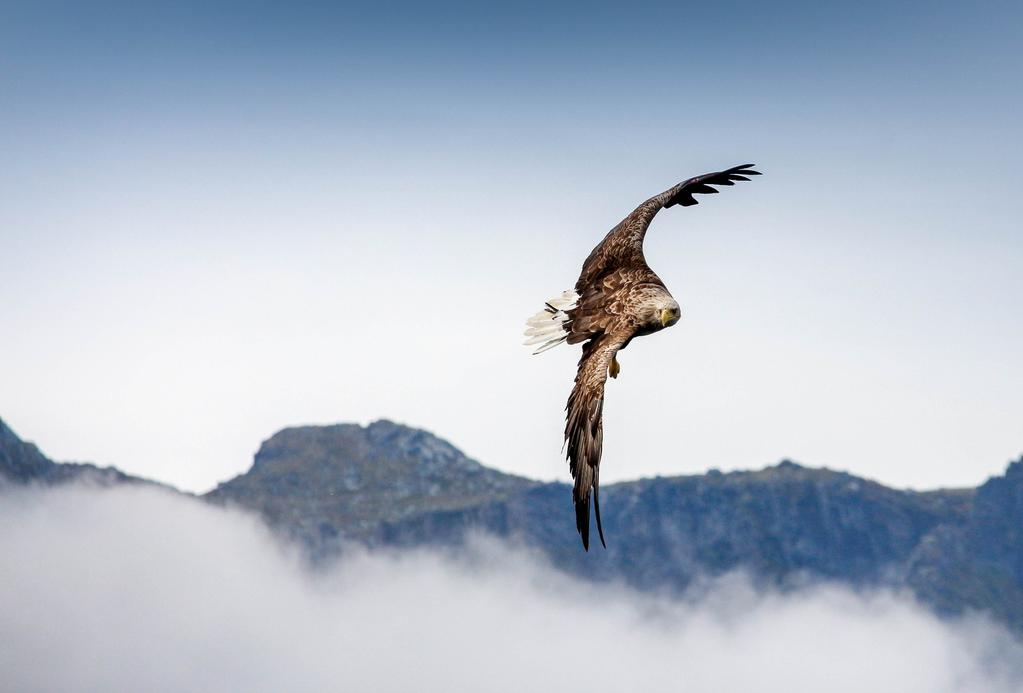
{"left": 524, "top": 164, "right": 761, "bottom": 550}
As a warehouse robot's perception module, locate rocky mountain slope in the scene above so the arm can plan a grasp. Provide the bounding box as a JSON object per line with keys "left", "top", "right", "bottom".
{"left": 3, "top": 416, "right": 1021, "bottom": 633}
{"left": 206, "top": 420, "right": 535, "bottom": 550}
{"left": 204, "top": 419, "right": 1023, "bottom": 632}
{"left": 0, "top": 418, "right": 156, "bottom": 488}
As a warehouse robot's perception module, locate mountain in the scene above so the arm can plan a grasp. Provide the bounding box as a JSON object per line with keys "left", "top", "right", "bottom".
{"left": 206, "top": 421, "right": 535, "bottom": 551}
{"left": 3, "top": 415, "right": 1022, "bottom": 633}
{"left": 206, "top": 420, "right": 1023, "bottom": 633}
{"left": 0, "top": 418, "right": 171, "bottom": 490}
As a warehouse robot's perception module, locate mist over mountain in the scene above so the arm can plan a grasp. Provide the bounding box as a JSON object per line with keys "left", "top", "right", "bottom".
{"left": 3, "top": 415, "right": 1021, "bottom": 636}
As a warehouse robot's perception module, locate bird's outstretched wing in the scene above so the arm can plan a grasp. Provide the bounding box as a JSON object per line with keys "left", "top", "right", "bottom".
{"left": 578, "top": 164, "right": 761, "bottom": 285}
{"left": 660, "top": 163, "right": 762, "bottom": 209}
{"left": 565, "top": 332, "right": 629, "bottom": 550}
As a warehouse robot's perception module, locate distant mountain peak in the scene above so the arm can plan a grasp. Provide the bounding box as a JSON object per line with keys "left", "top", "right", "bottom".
{"left": 1004, "top": 457, "right": 1023, "bottom": 478}
{"left": 0, "top": 417, "right": 33, "bottom": 449}
{"left": 209, "top": 420, "right": 534, "bottom": 544}
{"left": 0, "top": 417, "right": 157, "bottom": 489}
{"left": 248, "top": 419, "right": 494, "bottom": 478}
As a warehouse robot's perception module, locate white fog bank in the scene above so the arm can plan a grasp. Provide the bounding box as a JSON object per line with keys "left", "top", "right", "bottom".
{"left": 1, "top": 485, "right": 1021, "bottom": 693}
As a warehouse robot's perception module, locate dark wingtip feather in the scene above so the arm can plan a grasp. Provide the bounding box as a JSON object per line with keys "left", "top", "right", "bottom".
{"left": 593, "top": 485, "right": 607, "bottom": 549}
{"left": 729, "top": 163, "right": 761, "bottom": 175}
{"left": 576, "top": 494, "right": 590, "bottom": 551}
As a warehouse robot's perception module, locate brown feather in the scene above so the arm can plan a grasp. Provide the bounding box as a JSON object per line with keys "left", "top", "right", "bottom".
{"left": 557, "top": 164, "right": 761, "bottom": 549}
{"left": 576, "top": 164, "right": 761, "bottom": 290}
{"left": 565, "top": 334, "right": 626, "bottom": 550}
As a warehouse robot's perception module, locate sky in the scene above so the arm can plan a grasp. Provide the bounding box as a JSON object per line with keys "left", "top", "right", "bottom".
{"left": 1, "top": 0, "right": 1022, "bottom": 493}
{"left": 2, "top": 483, "right": 1022, "bottom": 692}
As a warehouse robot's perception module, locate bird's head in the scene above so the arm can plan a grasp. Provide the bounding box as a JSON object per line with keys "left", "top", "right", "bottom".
{"left": 640, "top": 296, "right": 680, "bottom": 331}
{"left": 659, "top": 299, "right": 682, "bottom": 329}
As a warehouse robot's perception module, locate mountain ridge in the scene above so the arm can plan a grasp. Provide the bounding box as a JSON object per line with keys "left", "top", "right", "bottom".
{"left": 2, "top": 415, "right": 1020, "bottom": 633}
{"left": 0, "top": 418, "right": 172, "bottom": 490}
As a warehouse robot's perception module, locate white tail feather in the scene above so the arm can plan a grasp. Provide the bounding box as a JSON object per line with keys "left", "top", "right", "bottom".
{"left": 523, "top": 290, "right": 578, "bottom": 355}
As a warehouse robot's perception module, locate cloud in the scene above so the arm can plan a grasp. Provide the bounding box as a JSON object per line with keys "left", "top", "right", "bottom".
{"left": 1, "top": 484, "right": 1020, "bottom": 693}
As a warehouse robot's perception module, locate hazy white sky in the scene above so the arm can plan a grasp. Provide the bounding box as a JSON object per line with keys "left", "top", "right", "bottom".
{"left": 2, "top": 484, "right": 1021, "bottom": 692}
{"left": 1, "top": 1, "right": 1021, "bottom": 492}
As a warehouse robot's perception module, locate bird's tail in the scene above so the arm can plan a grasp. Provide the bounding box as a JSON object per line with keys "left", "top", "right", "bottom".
{"left": 523, "top": 290, "right": 578, "bottom": 354}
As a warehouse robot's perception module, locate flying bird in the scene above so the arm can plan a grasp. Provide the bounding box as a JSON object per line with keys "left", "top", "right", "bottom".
{"left": 524, "top": 164, "right": 762, "bottom": 550}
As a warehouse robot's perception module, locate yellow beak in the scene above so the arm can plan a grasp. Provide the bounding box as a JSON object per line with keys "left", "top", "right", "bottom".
{"left": 660, "top": 309, "right": 673, "bottom": 328}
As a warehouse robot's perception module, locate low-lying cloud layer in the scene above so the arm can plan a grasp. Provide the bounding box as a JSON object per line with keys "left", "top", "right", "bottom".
{"left": 1, "top": 485, "right": 1021, "bottom": 693}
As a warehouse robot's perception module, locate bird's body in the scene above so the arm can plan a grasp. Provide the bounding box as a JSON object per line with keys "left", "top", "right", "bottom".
{"left": 524, "top": 164, "right": 761, "bottom": 550}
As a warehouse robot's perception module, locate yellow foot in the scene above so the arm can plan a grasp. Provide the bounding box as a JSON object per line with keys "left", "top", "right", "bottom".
{"left": 609, "top": 355, "right": 620, "bottom": 379}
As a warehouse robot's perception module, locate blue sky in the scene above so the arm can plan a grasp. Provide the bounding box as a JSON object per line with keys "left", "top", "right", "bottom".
{"left": 1, "top": 0, "right": 1021, "bottom": 492}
